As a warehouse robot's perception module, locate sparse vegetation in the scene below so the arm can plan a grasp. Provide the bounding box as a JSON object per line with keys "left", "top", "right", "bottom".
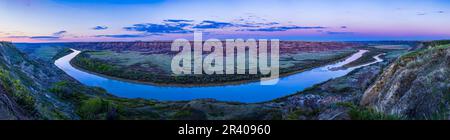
{"left": 336, "top": 102, "right": 404, "bottom": 120}
{"left": 349, "top": 107, "right": 404, "bottom": 120}
{"left": 0, "top": 69, "right": 36, "bottom": 113}
{"left": 286, "top": 109, "right": 320, "bottom": 120}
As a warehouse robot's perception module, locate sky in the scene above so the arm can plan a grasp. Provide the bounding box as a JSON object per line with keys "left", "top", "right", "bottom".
{"left": 1, "top": 0, "right": 450, "bottom": 42}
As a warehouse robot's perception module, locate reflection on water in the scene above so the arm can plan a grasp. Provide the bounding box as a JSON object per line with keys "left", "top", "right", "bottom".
{"left": 55, "top": 49, "right": 382, "bottom": 103}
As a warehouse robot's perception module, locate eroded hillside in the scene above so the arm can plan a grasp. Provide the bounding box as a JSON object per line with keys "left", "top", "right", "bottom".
{"left": 0, "top": 42, "right": 78, "bottom": 119}
{"left": 361, "top": 42, "right": 450, "bottom": 119}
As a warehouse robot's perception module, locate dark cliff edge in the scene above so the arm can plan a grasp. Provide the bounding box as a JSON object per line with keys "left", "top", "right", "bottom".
{"left": 361, "top": 41, "right": 450, "bottom": 119}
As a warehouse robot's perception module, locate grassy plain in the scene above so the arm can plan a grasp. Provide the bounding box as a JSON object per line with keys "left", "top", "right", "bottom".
{"left": 72, "top": 48, "right": 359, "bottom": 86}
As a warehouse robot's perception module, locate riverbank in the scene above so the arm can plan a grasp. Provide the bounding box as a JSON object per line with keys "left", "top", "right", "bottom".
{"left": 56, "top": 48, "right": 384, "bottom": 103}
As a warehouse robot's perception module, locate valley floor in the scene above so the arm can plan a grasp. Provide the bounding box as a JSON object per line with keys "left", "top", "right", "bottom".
{"left": 70, "top": 48, "right": 358, "bottom": 86}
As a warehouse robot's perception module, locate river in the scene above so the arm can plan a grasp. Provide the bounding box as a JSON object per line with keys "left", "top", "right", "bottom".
{"left": 55, "top": 49, "right": 383, "bottom": 103}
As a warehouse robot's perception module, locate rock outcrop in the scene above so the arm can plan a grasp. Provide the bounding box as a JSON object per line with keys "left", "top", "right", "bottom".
{"left": 361, "top": 44, "right": 450, "bottom": 119}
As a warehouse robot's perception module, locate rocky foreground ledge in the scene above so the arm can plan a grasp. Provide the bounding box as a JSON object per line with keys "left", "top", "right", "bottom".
{"left": 362, "top": 43, "right": 450, "bottom": 119}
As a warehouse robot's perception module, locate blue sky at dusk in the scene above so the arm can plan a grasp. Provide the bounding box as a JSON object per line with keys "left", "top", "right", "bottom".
{"left": 1, "top": 0, "right": 450, "bottom": 42}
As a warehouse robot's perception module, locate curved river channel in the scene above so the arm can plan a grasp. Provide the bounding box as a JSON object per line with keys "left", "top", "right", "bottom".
{"left": 55, "top": 49, "right": 383, "bottom": 103}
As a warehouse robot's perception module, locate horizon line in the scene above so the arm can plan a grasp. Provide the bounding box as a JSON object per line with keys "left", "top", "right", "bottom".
{"left": 4, "top": 39, "right": 444, "bottom": 44}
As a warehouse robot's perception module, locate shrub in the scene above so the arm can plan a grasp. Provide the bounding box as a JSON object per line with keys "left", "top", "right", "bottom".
{"left": 171, "top": 110, "right": 194, "bottom": 120}
{"left": 11, "top": 80, "right": 36, "bottom": 111}
{"left": 334, "top": 102, "right": 404, "bottom": 120}
{"left": 77, "top": 97, "right": 116, "bottom": 120}
{"left": 348, "top": 107, "right": 404, "bottom": 120}
{"left": 49, "top": 81, "right": 88, "bottom": 102}
{"left": 0, "top": 69, "right": 36, "bottom": 112}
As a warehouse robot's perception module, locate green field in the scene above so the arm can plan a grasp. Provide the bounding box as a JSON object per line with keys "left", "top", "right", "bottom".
{"left": 71, "top": 48, "right": 361, "bottom": 85}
